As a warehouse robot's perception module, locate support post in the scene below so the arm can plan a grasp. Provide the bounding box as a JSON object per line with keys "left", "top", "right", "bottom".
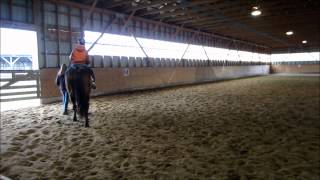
{"left": 9, "top": 0, "right": 13, "bottom": 21}
{"left": 180, "top": 31, "right": 199, "bottom": 60}
{"left": 196, "top": 35, "right": 210, "bottom": 66}
{"left": 81, "top": 0, "right": 98, "bottom": 37}
{"left": 202, "top": 46, "right": 210, "bottom": 61}
{"left": 32, "top": 0, "right": 41, "bottom": 25}
{"left": 172, "top": 23, "right": 185, "bottom": 40}
{"left": 121, "top": 10, "right": 136, "bottom": 33}
{"left": 132, "top": 33, "right": 149, "bottom": 59}
{"left": 119, "top": 13, "right": 149, "bottom": 61}
{"left": 180, "top": 44, "right": 190, "bottom": 60}
{"left": 195, "top": 31, "right": 210, "bottom": 62}
{"left": 150, "top": 21, "right": 162, "bottom": 38}
{"left": 68, "top": 6, "right": 73, "bottom": 52}
{"left": 88, "top": 10, "right": 136, "bottom": 52}
{"left": 55, "top": 4, "right": 61, "bottom": 67}
{"left": 87, "top": 15, "right": 117, "bottom": 52}
{"left": 41, "top": 0, "right": 47, "bottom": 68}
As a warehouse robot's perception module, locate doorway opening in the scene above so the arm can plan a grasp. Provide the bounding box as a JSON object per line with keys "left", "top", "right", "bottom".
{"left": 0, "top": 28, "right": 40, "bottom": 111}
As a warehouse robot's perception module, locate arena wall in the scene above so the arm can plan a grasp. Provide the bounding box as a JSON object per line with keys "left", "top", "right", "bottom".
{"left": 40, "top": 65, "right": 269, "bottom": 104}
{"left": 271, "top": 64, "right": 320, "bottom": 74}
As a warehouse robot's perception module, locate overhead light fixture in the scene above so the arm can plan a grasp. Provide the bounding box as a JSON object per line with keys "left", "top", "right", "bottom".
{"left": 286, "top": 31, "right": 294, "bottom": 36}
{"left": 302, "top": 40, "right": 307, "bottom": 44}
{"left": 251, "top": 6, "right": 261, "bottom": 16}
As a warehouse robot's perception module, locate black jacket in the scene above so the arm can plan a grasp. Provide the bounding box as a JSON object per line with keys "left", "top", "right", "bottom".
{"left": 56, "top": 74, "right": 67, "bottom": 92}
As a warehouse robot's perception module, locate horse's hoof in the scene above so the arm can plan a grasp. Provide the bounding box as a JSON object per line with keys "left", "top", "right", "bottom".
{"left": 85, "top": 124, "right": 90, "bottom": 128}
{"left": 73, "top": 119, "right": 77, "bottom": 122}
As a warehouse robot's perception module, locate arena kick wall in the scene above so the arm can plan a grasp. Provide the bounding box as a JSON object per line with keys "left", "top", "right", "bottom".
{"left": 270, "top": 61, "right": 320, "bottom": 74}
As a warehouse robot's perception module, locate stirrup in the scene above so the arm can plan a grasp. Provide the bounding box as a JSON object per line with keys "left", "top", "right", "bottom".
{"left": 91, "top": 82, "right": 96, "bottom": 89}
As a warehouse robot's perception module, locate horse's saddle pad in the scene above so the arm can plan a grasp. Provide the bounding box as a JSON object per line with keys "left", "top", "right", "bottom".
{"left": 70, "top": 64, "right": 89, "bottom": 73}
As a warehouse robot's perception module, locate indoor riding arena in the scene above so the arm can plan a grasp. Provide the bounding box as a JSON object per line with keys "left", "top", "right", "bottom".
{"left": 0, "top": 0, "right": 319, "bottom": 179}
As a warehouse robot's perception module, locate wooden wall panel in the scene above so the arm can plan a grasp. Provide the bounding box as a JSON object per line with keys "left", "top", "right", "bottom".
{"left": 40, "top": 65, "right": 270, "bottom": 103}
{"left": 271, "top": 64, "right": 320, "bottom": 74}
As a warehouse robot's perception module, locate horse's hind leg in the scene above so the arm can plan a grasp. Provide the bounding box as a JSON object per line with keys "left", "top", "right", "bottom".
{"left": 85, "top": 114, "right": 89, "bottom": 127}
{"left": 70, "top": 94, "right": 77, "bottom": 122}
{"left": 66, "top": 72, "right": 78, "bottom": 122}
{"left": 84, "top": 102, "right": 89, "bottom": 127}
{"left": 73, "top": 104, "right": 77, "bottom": 122}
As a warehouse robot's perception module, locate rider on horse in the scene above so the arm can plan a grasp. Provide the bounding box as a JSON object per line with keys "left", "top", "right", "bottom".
{"left": 69, "top": 38, "right": 96, "bottom": 89}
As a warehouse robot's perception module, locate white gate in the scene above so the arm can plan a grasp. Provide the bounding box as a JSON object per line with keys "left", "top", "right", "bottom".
{"left": 0, "top": 70, "right": 40, "bottom": 102}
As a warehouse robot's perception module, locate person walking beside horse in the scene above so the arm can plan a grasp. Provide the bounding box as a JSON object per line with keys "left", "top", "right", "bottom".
{"left": 55, "top": 64, "right": 69, "bottom": 115}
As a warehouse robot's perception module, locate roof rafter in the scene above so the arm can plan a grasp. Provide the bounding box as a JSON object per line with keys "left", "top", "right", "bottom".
{"left": 137, "top": 0, "right": 219, "bottom": 17}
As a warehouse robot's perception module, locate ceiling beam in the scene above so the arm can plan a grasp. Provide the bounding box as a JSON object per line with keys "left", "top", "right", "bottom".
{"left": 163, "top": 5, "right": 248, "bottom": 24}
{"left": 199, "top": 11, "right": 320, "bottom": 30}
{"left": 171, "top": 2, "right": 319, "bottom": 30}
{"left": 82, "top": 0, "right": 98, "bottom": 26}
{"left": 199, "top": 7, "right": 291, "bottom": 46}
{"left": 152, "top": 1, "right": 247, "bottom": 22}
{"left": 271, "top": 46, "right": 320, "bottom": 53}
{"left": 125, "top": 0, "right": 176, "bottom": 13}
{"left": 104, "top": 0, "right": 131, "bottom": 9}
{"left": 137, "top": 0, "right": 219, "bottom": 17}
{"left": 164, "top": 1, "right": 294, "bottom": 25}
{"left": 53, "top": 0, "right": 271, "bottom": 50}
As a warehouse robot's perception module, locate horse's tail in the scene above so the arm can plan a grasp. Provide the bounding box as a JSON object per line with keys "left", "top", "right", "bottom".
{"left": 74, "top": 72, "right": 90, "bottom": 117}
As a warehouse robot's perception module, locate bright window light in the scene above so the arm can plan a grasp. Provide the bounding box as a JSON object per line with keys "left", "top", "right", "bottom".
{"left": 184, "top": 45, "right": 208, "bottom": 60}
{"left": 84, "top": 30, "right": 270, "bottom": 62}
{"left": 271, "top": 52, "right": 320, "bottom": 62}
{"left": 0, "top": 28, "right": 39, "bottom": 70}
{"left": 85, "top": 31, "right": 146, "bottom": 57}
{"left": 0, "top": 28, "right": 40, "bottom": 111}
{"left": 137, "top": 37, "right": 188, "bottom": 59}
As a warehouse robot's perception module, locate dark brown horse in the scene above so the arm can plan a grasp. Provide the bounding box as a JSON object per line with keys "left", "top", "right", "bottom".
{"left": 65, "top": 66, "right": 91, "bottom": 127}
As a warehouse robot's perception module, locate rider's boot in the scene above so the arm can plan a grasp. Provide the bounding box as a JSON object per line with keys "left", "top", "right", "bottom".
{"left": 91, "top": 81, "right": 96, "bottom": 89}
